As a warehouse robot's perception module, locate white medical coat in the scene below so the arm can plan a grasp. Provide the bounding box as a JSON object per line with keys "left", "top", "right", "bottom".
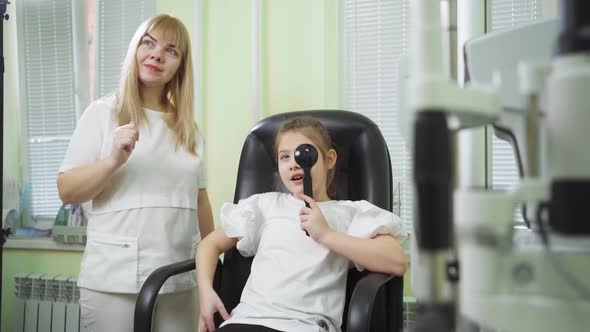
{"left": 59, "top": 96, "right": 206, "bottom": 293}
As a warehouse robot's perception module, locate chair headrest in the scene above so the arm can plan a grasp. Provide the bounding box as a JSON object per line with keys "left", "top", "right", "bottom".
{"left": 234, "top": 110, "right": 392, "bottom": 211}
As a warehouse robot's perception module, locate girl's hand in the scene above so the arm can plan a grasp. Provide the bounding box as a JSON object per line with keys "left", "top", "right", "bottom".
{"left": 110, "top": 121, "right": 139, "bottom": 167}
{"left": 199, "top": 286, "right": 230, "bottom": 332}
{"left": 299, "top": 194, "right": 334, "bottom": 242}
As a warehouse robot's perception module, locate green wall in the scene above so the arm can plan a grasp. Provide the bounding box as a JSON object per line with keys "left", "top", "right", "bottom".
{"left": 203, "top": 0, "right": 341, "bottom": 217}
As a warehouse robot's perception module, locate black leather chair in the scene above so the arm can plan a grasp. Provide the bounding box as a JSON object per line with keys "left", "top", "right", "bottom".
{"left": 134, "top": 110, "right": 404, "bottom": 332}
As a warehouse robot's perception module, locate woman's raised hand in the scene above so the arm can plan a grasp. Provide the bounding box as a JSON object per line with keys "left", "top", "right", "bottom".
{"left": 110, "top": 121, "right": 139, "bottom": 167}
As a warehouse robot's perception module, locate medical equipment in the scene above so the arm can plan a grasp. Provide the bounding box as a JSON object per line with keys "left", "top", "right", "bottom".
{"left": 409, "top": 0, "right": 590, "bottom": 331}
{"left": 295, "top": 143, "right": 318, "bottom": 237}
{"left": 294, "top": 143, "right": 318, "bottom": 206}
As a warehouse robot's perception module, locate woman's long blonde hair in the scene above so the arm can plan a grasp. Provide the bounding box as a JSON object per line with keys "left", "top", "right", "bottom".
{"left": 114, "top": 14, "right": 198, "bottom": 155}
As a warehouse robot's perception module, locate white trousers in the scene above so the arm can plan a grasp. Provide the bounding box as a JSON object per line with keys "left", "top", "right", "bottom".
{"left": 79, "top": 287, "right": 199, "bottom": 332}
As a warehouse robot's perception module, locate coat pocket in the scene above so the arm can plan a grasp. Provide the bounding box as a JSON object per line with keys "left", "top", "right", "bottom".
{"left": 79, "top": 232, "right": 139, "bottom": 292}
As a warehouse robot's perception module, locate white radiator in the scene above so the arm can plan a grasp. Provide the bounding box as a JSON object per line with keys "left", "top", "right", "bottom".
{"left": 13, "top": 273, "right": 88, "bottom": 332}
{"left": 403, "top": 296, "right": 418, "bottom": 330}
{"left": 13, "top": 274, "right": 416, "bottom": 331}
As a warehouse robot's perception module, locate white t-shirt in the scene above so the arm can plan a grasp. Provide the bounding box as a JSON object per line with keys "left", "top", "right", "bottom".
{"left": 220, "top": 192, "right": 407, "bottom": 332}
{"left": 59, "top": 96, "right": 207, "bottom": 293}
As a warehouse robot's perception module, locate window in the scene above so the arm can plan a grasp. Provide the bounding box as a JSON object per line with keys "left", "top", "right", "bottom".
{"left": 342, "top": 0, "right": 412, "bottom": 232}
{"left": 343, "top": 0, "right": 543, "bottom": 231}
{"left": 18, "top": 0, "right": 78, "bottom": 219}
{"left": 489, "top": 0, "right": 541, "bottom": 223}
{"left": 17, "top": 0, "right": 155, "bottom": 222}
{"left": 490, "top": 0, "right": 541, "bottom": 32}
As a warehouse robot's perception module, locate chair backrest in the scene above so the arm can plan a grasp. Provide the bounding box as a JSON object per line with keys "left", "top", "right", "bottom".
{"left": 215, "top": 110, "right": 402, "bottom": 331}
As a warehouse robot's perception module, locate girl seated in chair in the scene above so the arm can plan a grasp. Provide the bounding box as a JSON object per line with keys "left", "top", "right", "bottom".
{"left": 196, "top": 117, "right": 408, "bottom": 332}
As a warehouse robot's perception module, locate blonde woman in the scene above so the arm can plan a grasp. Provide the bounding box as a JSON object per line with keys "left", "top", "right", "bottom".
{"left": 57, "top": 15, "right": 212, "bottom": 331}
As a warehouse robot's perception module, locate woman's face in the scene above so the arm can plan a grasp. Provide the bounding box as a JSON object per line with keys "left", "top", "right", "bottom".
{"left": 277, "top": 131, "right": 336, "bottom": 200}
{"left": 136, "top": 29, "right": 182, "bottom": 88}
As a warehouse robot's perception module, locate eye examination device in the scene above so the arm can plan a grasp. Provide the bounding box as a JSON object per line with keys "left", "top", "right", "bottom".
{"left": 295, "top": 143, "right": 318, "bottom": 206}
{"left": 409, "top": 0, "right": 590, "bottom": 331}
{"left": 295, "top": 143, "right": 318, "bottom": 237}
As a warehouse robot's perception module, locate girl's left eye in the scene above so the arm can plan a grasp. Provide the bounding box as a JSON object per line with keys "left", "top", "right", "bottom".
{"left": 166, "top": 48, "right": 178, "bottom": 56}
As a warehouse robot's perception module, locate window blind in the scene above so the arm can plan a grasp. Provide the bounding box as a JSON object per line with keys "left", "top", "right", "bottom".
{"left": 490, "top": 0, "right": 541, "bottom": 223}
{"left": 94, "top": 0, "right": 156, "bottom": 98}
{"left": 18, "top": 0, "right": 156, "bottom": 219}
{"left": 19, "top": 0, "right": 77, "bottom": 218}
{"left": 342, "top": 0, "right": 412, "bottom": 232}
{"left": 491, "top": 0, "right": 541, "bottom": 32}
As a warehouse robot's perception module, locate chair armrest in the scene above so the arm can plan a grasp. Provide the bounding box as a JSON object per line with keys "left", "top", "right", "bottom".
{"left": 346, "top": 273, "right": 404, "bottom": 332}
{"left": 134, "top": 259, "right": 196, "bottom": 332}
